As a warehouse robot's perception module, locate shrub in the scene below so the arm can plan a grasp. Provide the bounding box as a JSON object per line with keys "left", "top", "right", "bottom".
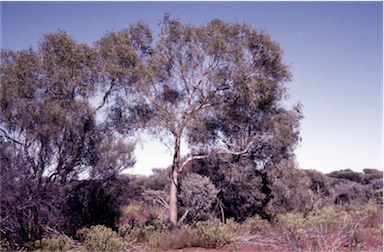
{"left": 31, "top": 235, "right": 72, "bottom": 252}
{"left": 265, "top": 164, "right": 315, "bottom": 218}
{"left": 186, "top": 157, "right": 268, "bottom": 222}
{"left": 194, "top": 219, "right": 240, "bottom": 249}
{"left": 180, "top": 173, "right": 219, "bottom": 222}
{"left": 165, "top": 225, "right": 201, "bottom": 249}
{"left": 118, "top": 217, "right": 170, "bottom": 247}
{"left": 117, "top": 224, "right": 138, "bottom": 248}
{"left": 305, "top": 207, "right": 359, "bottom": 251}
{"left": 118, "top": 202, "right": 163, "bottom": 227}
{"left": 242, "top": 214, "right": 271, "bottom": 235}
{"left": 77, "top": 225, "right": 126, "bottom": 252}
{"left": 328, "top": 169, "right": 364, "bottom": 183}
{"left": 62, "top": 178, "right": 128, "bottom": 237}
{"left": 276, "top": 212, "right": 306, "bottom": 250}
{"left": 345, "top": 202, "right": 382, "bottom": 228}
{"left": 144, "top": 219, "right": 240, "bottom": 250}
{"left": 277, "top": 206, "right": 362, "bottom": 251}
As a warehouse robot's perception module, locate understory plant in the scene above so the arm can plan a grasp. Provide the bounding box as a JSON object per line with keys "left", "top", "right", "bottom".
{"left": 276, "top": 204, "right": 381, "bottom": 251}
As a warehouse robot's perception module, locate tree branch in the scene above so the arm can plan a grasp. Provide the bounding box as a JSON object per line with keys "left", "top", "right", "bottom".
{"left": 91, "top": 82, "right": 116, "bottom": 115}
{"left": 179, "top": 154, "right": 208, "bottom": 172}
{"left": 179, "top": 139, "right": 255, "bottom": 172}
{"left": 177, "top": 209, "right": 189, "bottom": 226}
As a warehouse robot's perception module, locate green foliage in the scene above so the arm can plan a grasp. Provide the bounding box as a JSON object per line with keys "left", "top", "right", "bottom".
{"left": 0, "top": 30, "right": 135, "bottom": 249}
{"left": 118, "top": 202, "right": 164, "bottom": 227}
{"left": 33, "top": 235, "right": 72, "bottom": 252}
{"left": 180, "top": 173, "right": 219, "bottom": 222}
{"left": 344, "top": 202, "right": 382, "bottom": 228}
{"left": 146, "top": 219, "right": 240, "bottom": 250}
{"left": 276, "top": 204, "right": 381, "bottom": 251}
{"left": 194, "top": 219, "right": 240, "bottom": 248}
{"left": 63, "top": 178, "right": 128, "bottom": 237}
{"left": 242, "top": 214, "right": 271, "bottom": 234}
{"left": 276, "top": 212, "right": 307, "bottom": 250}
{"left": 328, "top": 169, "right": 364, "bottom": 183}
{"left": 104, "top": 15, "right": 302, "bottom": 225}
{"left": 265, "top": 162, "right": 313, "bottom": 218}
{"left": 187, "top": 157, "right": 268, "bottom": 221}
{"left": 116, "top": 224, "right": 138, "bottom": 248}
{"left": 77, "top": 225, "right": 126, "bottom": 252}
{"left": 123, "top": 220, "right": 171, "bottom": 251}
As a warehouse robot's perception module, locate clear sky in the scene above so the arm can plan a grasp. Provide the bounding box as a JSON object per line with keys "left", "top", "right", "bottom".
{"left": 1, "top": 1, "right": 382, "bottom": 175}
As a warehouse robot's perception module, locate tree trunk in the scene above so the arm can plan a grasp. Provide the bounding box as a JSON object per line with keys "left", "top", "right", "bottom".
{"left": 169, "top": 134, "right": 181, "bottom": 226}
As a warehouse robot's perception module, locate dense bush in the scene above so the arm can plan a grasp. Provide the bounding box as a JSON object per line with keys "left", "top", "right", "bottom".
{"left": 10, "top": 201, "right": 381, "bottom": 251}
{"left": 194, "top": 219, "right": 240, "bottom": 248}
{"left": 117, "top": 218, "right": 172, "bottom": 252}
{"left": 117, "top": 202, "right": 165, "bottom": 228}
{"left": 265, "top": 163, "right": 313, "bottom": 218}
{"left": 146, "top": 219, "right": 240, "bottom": 250}
{"left": 328, "top": 169, "right": 365, "bottom": 183}
{"left": 0, "top": 141, "right": 69, "bottom": 249}
{"left": 77, "top": 225, "right": 127, "bottom": 252}
{"left": 62, "top": 177, "right": 130, "bottom": 237}
{"left": 180, "top": 173, "right": 219, "bottom": 222}
{"left": 32, "top": 235, "right": 73, "bottom": 252}
{"left": 242, "top": 214, "right": 271, "bottom": 234}
{"left": 187, "top": 157, "right": 268, "bottom": 221}
{"left": 276, "top": 204, "right": 381, "bottom": 251}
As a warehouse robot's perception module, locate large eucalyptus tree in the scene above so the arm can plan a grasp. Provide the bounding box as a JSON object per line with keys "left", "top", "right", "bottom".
{"left": 105, "top": 16, "right": 302, "bottom": 225}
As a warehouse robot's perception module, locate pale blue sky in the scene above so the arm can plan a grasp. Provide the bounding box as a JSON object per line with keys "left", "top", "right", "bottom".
{"left": 1, "top": 1, "right": 382, "bottom": 174}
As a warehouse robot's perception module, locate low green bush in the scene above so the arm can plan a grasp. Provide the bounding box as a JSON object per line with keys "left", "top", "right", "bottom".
{"left": 32, "top": 235, "right": 72, "bottom": 252}
{"left": 117, "top": 224, "right": 139, "bottom": 248}
{"left": 276, "top": 212, "right": 306, "bottom": 250}
{"left": 77, "top": 225, "right": 126, "bottom": 252}
{"left": 276, "top": 205, "right": 369, "bottom": 251}
{"left": 118, "top": 217, "right": 171, "bottom": 250}
{"left": 144, "top": 219, "right": 239, "bottom": 250}
{"left": 345, "top": 201, "right": 382, "bottom": 228}
{"left": 194, "top": 219, "right": 240, "bottom": 249}
{"left": 242, "top": 214, "right": 271, "bottom": 234}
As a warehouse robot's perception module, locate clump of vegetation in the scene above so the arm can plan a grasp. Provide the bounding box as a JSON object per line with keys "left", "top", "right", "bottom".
{"left": 242, "top": 214, "right": 272, "bottom": 234}
{"left": 146, "top": 219, "right": 240, "bottom": 250}
{"left": 118, "top": 202, "right": 164, "bottom": 227}
{"left": 77, "top": 225, "right": 127, "bottom": 252}
{"left": 276, "top": 203, "right": 381, "bottom": 251}
{"left": 32, "top": 235, "right": 73, "bottom": 252}
{"left": 180, "top": 173, "right": 219, "bottom": 222}
{"left": 194, "top": 219, "right": 240, "bottom": 248}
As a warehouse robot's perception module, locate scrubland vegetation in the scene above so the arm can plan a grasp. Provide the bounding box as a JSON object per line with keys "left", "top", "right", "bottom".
{"left": 1, "top": 165, "right": 382, "bottom": 251}
{"left": 1, "top": 16, "right": 382, "bottom": 251}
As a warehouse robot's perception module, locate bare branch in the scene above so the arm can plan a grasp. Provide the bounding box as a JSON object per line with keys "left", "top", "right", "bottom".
{"left": 92, "top": 82, "right": 116, "bottom": 115}
{"left": 155, "top": 195, "right": 170, "bottom": 209}
{"left": 179, "top": 154, "right": 208, "bottom": 172}
{"left": 177, "top": 209, "right": 189, "bottom": 226}
{"left": 0, "top": 128, "right": 23, "bottom": 146}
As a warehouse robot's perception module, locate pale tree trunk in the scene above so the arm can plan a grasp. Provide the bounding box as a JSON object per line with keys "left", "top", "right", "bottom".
{"left": 169, "top": 134, "right": 181, "bottom": 226}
